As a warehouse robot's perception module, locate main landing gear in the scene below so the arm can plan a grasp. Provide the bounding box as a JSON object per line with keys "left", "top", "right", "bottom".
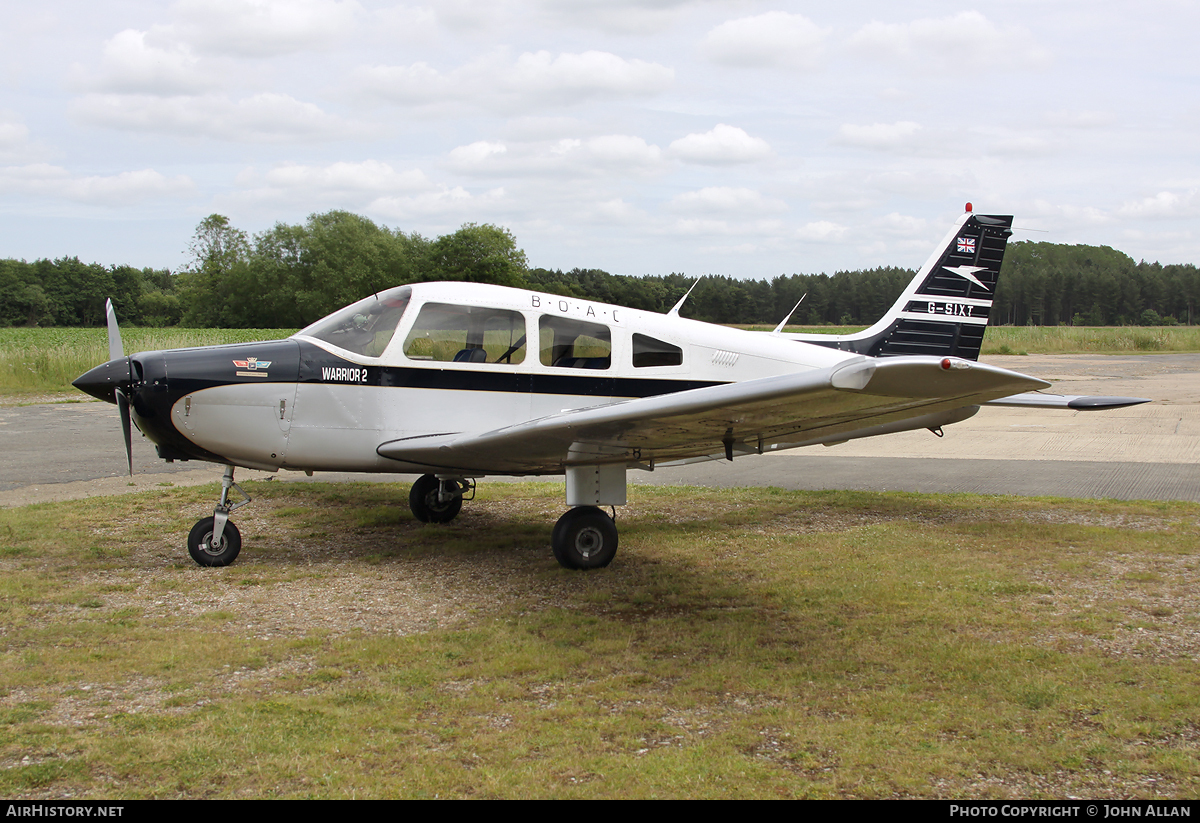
{"left": 551, "top": 506, "right": 618, "bottom": 570}
{"left": 408, "top": 474, "right": 473, "bottom": 523}
{"left": 188, "top": 465, "right": 251, "bottom": 567}
{"left": 406, "top": 471, "right": 622, "bottom": 570}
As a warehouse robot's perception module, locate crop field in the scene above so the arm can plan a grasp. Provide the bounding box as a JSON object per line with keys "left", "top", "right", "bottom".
{"left": 0, "top": 328, "right": 297, "bottom": 396}
{"left": 1, "top": 482, "right": 1197, "bottom": 799}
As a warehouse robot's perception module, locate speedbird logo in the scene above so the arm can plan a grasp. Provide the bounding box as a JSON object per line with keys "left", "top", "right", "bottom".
{"left": 233, "top": 357, "right": 271, "bottom": 377}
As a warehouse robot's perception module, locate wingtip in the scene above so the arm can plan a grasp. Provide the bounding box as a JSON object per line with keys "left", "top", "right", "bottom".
{"left": 1066, "top": 396, "right": 1153, "bottom": 410}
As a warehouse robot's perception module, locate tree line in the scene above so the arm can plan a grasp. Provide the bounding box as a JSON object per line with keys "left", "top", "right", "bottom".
{"left": 3, "top": 209, "right": 1198, "bottom": 328}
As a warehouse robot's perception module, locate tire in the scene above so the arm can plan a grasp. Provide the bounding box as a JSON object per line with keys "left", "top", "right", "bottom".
{"left": 551, "top": 506, "right": 618, "bottom": 570}
{"left": 187, "top": 516, "right": 242, "bottom": 567}
{"left": 408, "top": 474, "right": 463, "bottom": 523}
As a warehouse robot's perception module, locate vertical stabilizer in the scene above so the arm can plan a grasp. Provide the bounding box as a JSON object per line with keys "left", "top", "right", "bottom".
{"left": 786, "top": 210, "right": 1013, "bottom": 360}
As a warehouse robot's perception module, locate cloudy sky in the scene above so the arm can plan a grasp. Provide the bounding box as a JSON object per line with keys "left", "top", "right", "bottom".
{"left": 1, "top": 0, "right": 1197, "bottom": 279}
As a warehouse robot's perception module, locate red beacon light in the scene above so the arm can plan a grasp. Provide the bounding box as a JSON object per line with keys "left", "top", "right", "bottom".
{"left": 965, "top": 202, "right": 973, "bottom": 213}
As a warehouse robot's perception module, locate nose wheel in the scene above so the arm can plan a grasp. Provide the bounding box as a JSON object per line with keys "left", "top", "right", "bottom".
{"left": 188, "top": 516, "right": 242, "bottom": 566}
{"left": 188, "top": 465, "right": 251, "bottom": 567}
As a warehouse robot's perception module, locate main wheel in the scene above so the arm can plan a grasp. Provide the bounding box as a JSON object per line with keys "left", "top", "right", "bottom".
{"left": 551, "top": 506, "right": 618, "bottom": 570}
{"left": 187, "top": 516, "right": 242, "bottom": 567}
{"left": 408, "top": 474, "right": 463, "bottom": 523}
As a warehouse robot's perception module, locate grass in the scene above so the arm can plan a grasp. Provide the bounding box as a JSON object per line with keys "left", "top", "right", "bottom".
{"left": 747, "top": 324, "right": 1200, "bottom": 354}
{"left": 0, "top": 328, "right": 296, "bottom": 396}
{"left": 1, "top": 481, "right": 1197, "bottom": 798}
{"left": 980, "top": 326, "right": 1200, "bottom": 355}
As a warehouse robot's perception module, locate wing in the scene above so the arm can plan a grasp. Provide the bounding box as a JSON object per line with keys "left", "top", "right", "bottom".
{"left": 377, "top": 356, "right": 1052, "bottom": 474}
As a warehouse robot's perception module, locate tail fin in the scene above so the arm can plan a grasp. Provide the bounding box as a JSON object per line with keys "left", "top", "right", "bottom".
{"left": 786, "top": 209, "right": 1012, "bottom": 361}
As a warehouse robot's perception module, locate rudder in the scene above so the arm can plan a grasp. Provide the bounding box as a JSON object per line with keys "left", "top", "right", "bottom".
{"left": 789, "top": 209, "right": 1013, "bottom": 361}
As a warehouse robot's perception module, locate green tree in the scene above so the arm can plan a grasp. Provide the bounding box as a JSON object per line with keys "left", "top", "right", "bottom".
{"left": 420, "top": 223, "right": 528, "bottom": 287}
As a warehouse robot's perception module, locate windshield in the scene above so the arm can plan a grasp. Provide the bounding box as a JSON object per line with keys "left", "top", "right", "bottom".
{"left": 297, "top": 286, "right": 412, "bottom": 357}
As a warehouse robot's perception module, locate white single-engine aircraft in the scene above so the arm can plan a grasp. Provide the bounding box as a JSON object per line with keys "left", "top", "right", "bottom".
{"left": 75, "top": 207, "right": 1147, "bottom": 570}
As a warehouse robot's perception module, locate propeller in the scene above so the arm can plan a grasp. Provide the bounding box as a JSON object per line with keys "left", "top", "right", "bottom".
{"left": 114, "top": 387, "right": 133, "bottom": 477}
{"left": 106, "top": 300, "right": 134, "bottom": 477}
{"left": 105, "top": 298, "right": 124, "bottom": 362}
{"left": 73, "top": 300, "right": 135, "bottom": 477}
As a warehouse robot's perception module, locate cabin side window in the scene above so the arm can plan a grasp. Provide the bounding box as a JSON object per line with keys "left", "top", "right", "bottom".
{"left": 538, "top": 316, "right": 611, "bottom": 369}
{"left": 402, "top": 303, "right": 527, "bottom": 364}
{"left": 632, "top": 334, "right": 683, "bottom": 368}
{"left": 300, "top": 286, "right": 411, "bottom": 358}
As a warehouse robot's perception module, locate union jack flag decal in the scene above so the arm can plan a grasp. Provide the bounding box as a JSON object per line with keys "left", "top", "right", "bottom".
{"left": 957, "top": 237, "right": 976, "bottom": 254}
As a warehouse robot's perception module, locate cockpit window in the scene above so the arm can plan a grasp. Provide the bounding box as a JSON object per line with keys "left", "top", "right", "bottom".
{"left": 298, "top": 286, "right": 411, "bottom": 357}
{"left": 539, "top": 316, "right": 611, "bottom": 369}
{"left": 403, "top": 303, "right": 527, "bottom": 364}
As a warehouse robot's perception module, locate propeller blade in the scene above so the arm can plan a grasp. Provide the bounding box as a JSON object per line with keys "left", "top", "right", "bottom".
{"left": 105, "top": 298, "right": 124, "bottom": 361}
{"left": 115, "top": 387, "right": 133, "bottom": 478}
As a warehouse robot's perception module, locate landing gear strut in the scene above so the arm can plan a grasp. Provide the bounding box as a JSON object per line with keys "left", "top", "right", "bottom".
{"left": 188, "top": 465, "right": 251, "bottom": 567}
{"left": 408, "top": 474, "right": 472, "bottom": 523}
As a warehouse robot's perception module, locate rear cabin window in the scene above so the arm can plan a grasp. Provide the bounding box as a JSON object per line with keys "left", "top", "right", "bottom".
{"left": 539, "top": 316, "right": 611, "bottom": 369}
{"left": 300, "top": 286, "right": 411, "bottom": 358}
{"left": 402, "top": 303, "right": 527, "bottom": 364}
{"left": 632, "top": 334, "right": 683, "bottom": 368}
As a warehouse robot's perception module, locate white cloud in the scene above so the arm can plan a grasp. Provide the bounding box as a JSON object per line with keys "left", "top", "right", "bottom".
{"left": 874, "top": 212, "right": 932, "bottom": 237}
{"left": 700, "top": 12, "right": 831, "bottom": 70}
{"left": 834, "top": 121, "right": 922, "bottom": 152}
{"left": 447, "top": 135, "right": 665, "bottom": 177}
{"left": 71, "top": 92, "right": 361, "bottom": 142}
{"left": 532, "top": 0, "right": 701, "bottom": 35}
{"left": 669, "top": 186, "right": 786, "bottom": 215}
{"left": 987, "top": 135, "right": 1056, "bottom": 157}
{"left": 238, "top": 160, "right": 432, "bottom": 195}
{"left": 81, "top": 29, "right": 209, "bottom": 95}
{"left": 1042, "top": 110, "right": 1117, "bottom": 129}
{"left": 371, "top": 4, "right": 438, "bottom": 42}
{"left": 583, "top": 134, "right": 663, "bottom": 168}
{"left": 353, "top": 49, "right": 673, "bottom": 113}
{"left": 591, "top": 197, "right": 646, "bottom": 224}
{"left": 1116, "top": 190, "right": 1199, "bottom": 219}
{"left": 0, "top": 164, "right": 194, "bottom": 205}
{"left": 368, "top": 186, "right": 508, "bottom": 221}
{"left": 796, "top": 221, "right": 848, "bottom": 242}
{"left": 848, "top": 12, "right": 1049, "bottom": 72}
{"left": 668, "top": 124, "right": 771, "bottom": 165}
{"left": 173, "top": 0, "right": 363, "bottom": 56}
{"left": 0, "top": 111, "right": 41, "bottom": 163}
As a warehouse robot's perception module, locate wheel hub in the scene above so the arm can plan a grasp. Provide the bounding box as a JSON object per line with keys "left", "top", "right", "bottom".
{"left": 575, "top": 527, "right": 603, "bottom": 559}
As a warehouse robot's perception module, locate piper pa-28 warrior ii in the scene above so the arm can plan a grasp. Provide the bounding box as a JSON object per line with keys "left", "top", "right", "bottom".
{"left": 74, "top": 207, "right": 1148, "bottom": 570}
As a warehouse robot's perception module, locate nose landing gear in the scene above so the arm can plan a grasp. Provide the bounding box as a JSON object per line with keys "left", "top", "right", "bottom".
{"left": 187, "top": 465, "right": 251, "bottom": 567}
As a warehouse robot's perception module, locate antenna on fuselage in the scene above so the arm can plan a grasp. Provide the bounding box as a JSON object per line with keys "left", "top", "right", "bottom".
{"left": 771, "top": 293, "right": 807, "bottom": 335}
{"left": 667, "top": 278, "right": 701, "bottom": 317}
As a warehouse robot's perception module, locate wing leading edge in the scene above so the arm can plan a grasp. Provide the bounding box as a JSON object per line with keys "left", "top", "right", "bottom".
{"left": 376, "top": 356, "right": 1051, "bottom": 474}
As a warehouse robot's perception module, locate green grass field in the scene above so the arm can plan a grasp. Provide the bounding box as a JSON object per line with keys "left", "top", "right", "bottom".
{"left": 0, "top": 328, "right": 297, "bottom": 396}
{"left": 1, "top": 482, "right": 1197, "bottom": 798}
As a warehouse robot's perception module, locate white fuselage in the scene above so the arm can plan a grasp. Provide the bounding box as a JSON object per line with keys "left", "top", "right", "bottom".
{"left": 168, "top": 282, "right": 857, "bottom": 475}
